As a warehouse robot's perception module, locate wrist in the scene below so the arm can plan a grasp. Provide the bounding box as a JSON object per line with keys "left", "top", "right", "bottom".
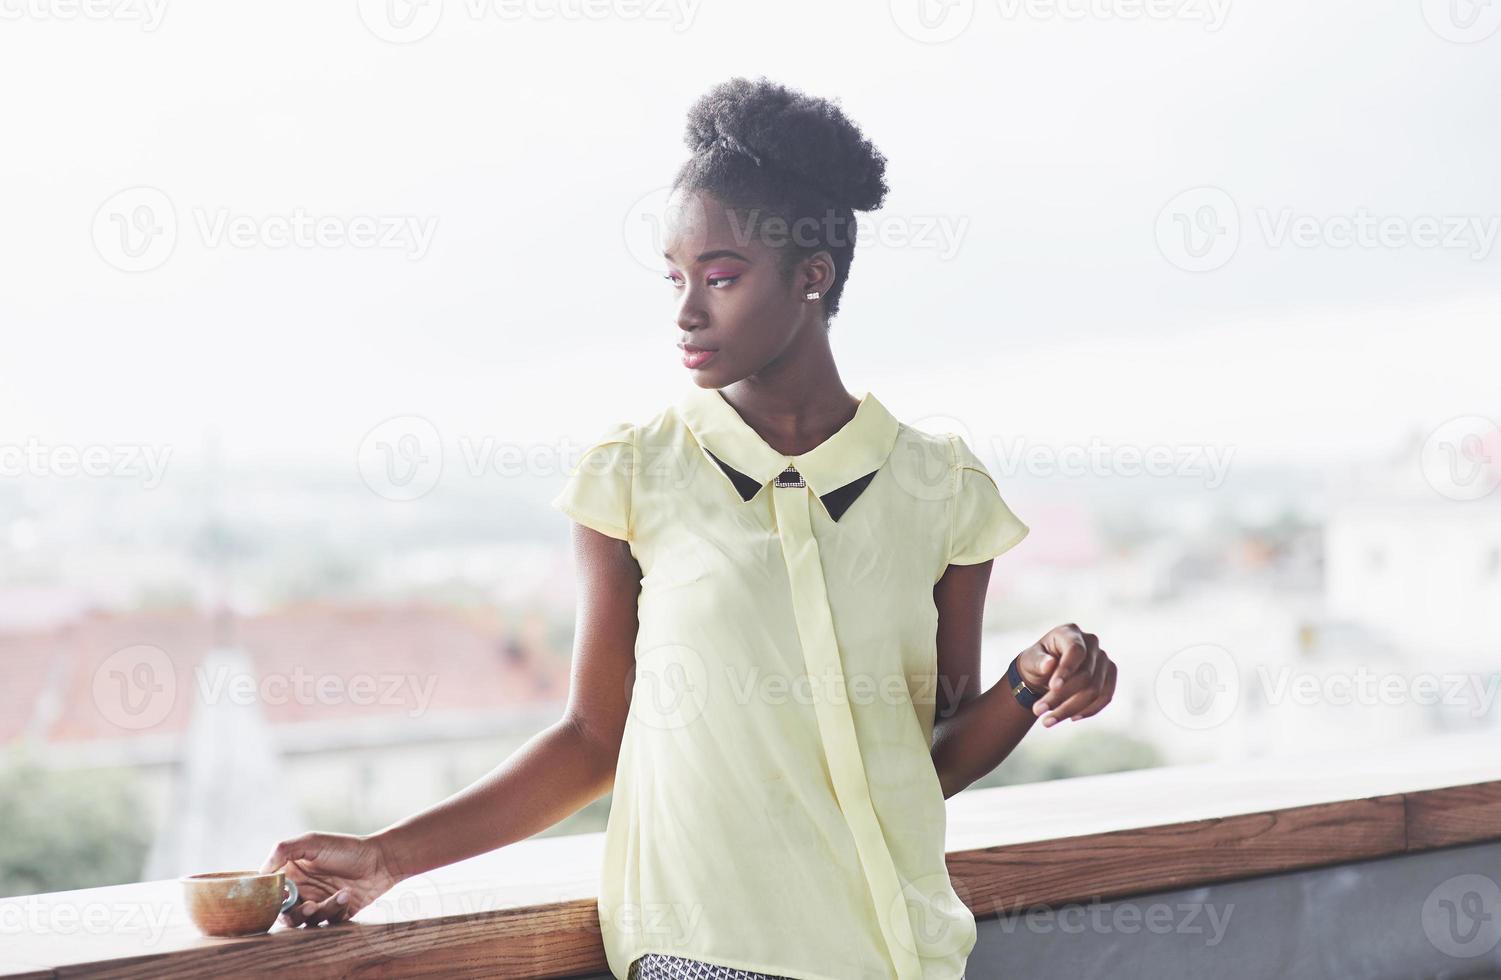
{"left": 367, "top": 827, "right": 416, "bottom": 884}
{"left": 1011, "top": 653, "right": 1048, "bottom": 696}
{"left": 1006, "top": 654, "right": 1048, "bottom": 712}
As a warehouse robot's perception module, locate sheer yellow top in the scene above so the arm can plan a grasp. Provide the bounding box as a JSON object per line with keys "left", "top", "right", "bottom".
{"left": 550, "top": 385, "right": 1029, "bottom": 980}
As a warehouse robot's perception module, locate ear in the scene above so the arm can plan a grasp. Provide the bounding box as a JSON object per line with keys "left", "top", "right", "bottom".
{"left": 799, "top": 249, "right": 837, "bottom": 300}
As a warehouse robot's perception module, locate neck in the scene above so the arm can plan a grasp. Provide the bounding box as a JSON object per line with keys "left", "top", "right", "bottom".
{"left": 719, "top": 323, "right": 859, "bottom": 457}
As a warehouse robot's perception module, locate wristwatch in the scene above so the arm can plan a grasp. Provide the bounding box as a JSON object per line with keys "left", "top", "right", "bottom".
{"left": 1007, "top": 655, "right": 1048, "bottom": 710}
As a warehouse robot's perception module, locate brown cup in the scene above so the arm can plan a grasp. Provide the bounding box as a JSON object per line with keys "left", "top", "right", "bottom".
{"left": 180, "top": 870, "right": 300, "bottom": 937}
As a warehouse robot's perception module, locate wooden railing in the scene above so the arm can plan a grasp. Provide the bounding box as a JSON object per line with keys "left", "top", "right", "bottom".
{"left": 4, "top": 730, "right": 1499, "bottom": 979}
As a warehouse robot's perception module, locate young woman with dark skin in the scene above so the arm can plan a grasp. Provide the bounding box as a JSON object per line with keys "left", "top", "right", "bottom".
{"left": 258, "top": 183, "right": 1117, "bottom": 931}
{"left": 260, "top": 82, "right": 1116, "bottom": 945}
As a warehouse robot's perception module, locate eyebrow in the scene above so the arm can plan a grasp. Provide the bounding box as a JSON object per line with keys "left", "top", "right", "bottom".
{"left": 663, "top": 248, "right": 752, "bottom": 265}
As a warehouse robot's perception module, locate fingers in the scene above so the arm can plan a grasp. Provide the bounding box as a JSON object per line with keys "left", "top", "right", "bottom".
{"left": 1018, "top": 646, "right": 1059, "bottom": 689}
{"left": 283, "top": 888, "right": 352, "bottom": 928}
{"left": 1070, "top": 660, "right": 1118, "bottom": 720}
{"left": 1046, "top": 656, "right": 1114, "bottom": 723}
{"left": 1040, "top": 624, "right": 1095, "bottom": 690}
{"left": 1031, "top": 630, "right": 1113, "bottom": 727}
{"left": 259, "top": 833, "right": 322, "bottom": 875}
{"left": 1032, "top": 670, "right": 1093, "bottom": 726}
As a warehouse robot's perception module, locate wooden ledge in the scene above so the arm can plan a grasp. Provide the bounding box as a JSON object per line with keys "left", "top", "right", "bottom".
{"left": 5, "top": 731, "right": 1500, "bottom": 979}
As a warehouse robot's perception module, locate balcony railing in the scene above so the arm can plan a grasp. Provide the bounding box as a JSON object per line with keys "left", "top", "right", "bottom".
{"left": 4, "top": 730, "right": 1499, "bottom": 979}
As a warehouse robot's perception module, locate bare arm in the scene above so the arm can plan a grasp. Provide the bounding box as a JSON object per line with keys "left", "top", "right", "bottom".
{"left": 929, "top": 559, "right": 1037, "bottom": 799}
{"left": 371, "top": 522, "right": 642, "bottom": 879}
{"left": 929, "top": 561, "right": 1120, "bottom": 799}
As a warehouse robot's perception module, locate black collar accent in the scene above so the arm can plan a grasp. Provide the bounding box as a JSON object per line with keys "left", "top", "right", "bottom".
{"left": 705, "top": 448, "right": 878, "bottom": 522}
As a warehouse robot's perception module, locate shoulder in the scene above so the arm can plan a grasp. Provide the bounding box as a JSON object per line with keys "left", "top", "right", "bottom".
{"left": 575, "top": 400, "right": 684, "bottom": 451}
{"left": 889, "top": 420, "right": 993, "bottom": 483}
{"left": 570, "top": 403, "right": 695, "bottom": 484}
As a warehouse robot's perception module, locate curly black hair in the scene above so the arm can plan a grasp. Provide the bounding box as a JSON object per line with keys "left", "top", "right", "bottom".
{"left": 672, "top": 76, "right": 889, "bottom": 323}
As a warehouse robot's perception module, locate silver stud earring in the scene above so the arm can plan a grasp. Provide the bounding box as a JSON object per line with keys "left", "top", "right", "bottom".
{"left": 805, "top": 290, "right": 820, "bottom": 301}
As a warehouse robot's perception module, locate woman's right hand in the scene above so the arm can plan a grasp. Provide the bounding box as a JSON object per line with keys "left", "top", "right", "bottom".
{"left": 258, "top": 831, "right": 407, "bottom": 927}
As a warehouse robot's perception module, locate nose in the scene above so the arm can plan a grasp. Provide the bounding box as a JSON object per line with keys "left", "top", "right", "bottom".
{"left": 675, "top": 286, "right": 707, "bottom": 334}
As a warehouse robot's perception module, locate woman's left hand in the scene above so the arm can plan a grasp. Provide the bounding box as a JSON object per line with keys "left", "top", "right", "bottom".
{"left": 1015, "top": 623, "right": 1117, "bottom": 728}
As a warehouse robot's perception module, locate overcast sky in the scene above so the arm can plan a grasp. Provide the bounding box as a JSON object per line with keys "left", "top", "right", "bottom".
{"left": 2, "top": 0, "right": 1498, "bottom": 471}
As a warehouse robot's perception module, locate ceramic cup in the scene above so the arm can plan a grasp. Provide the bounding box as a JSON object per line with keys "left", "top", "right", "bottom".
{"left": 180, "top": 870, "right": 300, "bottom": 937}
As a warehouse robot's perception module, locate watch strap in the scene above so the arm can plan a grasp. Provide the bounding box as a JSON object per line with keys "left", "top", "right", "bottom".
{"left": 1007, "top": 655, "right": 1046, "bottom": 710}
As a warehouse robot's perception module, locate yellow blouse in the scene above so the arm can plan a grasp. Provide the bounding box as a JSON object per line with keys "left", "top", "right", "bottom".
{"left": 550, "top": 385, "right": 1029, "bottom": 980}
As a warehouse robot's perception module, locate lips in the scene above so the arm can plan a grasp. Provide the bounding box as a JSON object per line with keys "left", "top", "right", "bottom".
{"left": 678, "top": 344, "right": 718, "bottom": 370}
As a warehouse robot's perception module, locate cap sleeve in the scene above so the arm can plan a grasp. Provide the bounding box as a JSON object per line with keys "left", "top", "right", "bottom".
{"left": 945, "top": 433, "right": 1029, "bottom": 566}
{"left": 550, "top": 422, "right": 636, "bottom": 541}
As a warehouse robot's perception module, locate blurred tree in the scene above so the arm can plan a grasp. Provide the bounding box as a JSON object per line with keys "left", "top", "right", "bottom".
{"left": 0, "top": 756, "right": 151, "bottom": 898}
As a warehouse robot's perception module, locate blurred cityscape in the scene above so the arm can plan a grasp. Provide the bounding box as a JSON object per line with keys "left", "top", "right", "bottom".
{"left": 2, "top": 419, "right": 1498, "bottom": 898}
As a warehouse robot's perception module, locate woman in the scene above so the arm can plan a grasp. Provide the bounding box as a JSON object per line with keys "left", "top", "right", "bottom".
{"left": 261, "top": 76, "right": 1117, "bottom": 980}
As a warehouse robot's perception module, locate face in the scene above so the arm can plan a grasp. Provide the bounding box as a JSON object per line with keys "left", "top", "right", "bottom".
{"left": 661, "top": 188, "right": 831, "bottom": 387}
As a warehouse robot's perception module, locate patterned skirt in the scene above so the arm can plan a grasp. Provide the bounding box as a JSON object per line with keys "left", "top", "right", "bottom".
{"left": 627, "top": 953, "right": 791, "bottom": 979}
{"left": 627, "top": 952, "right": 964, "bottom": 979}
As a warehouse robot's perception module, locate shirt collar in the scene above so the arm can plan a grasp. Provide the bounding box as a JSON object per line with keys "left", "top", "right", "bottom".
{"left": 676, "top": 384, "right": 900, "bottom": 514}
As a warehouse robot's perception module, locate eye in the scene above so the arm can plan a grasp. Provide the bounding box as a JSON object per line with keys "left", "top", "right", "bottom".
{"left": 662, "top": 272, "right": 739, "bottom": 289}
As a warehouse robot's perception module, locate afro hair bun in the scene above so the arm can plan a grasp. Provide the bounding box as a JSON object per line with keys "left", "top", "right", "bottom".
{"left": 684, "top": 75, "right": 889, "bottom": 213}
